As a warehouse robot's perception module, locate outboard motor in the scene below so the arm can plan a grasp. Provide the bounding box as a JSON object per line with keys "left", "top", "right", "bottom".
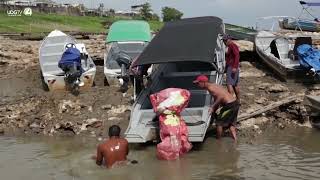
{"left": 58, "top": 43, "right": 83, "bottom": 95}
{"left": 115, "top": 52, "right": 133, "bottom": 92}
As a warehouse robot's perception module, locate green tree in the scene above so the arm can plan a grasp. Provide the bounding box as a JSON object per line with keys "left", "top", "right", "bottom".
{"left": 109, "top": 8, "right": 115, "bottom": 15}
{"left": 139, "top": 2, "right": 153, "bottom": 21}
{"left": 152, "top": 13, "right": 160, "bottom": 21}
{"left": 162, "top": 7, "right": 183, "bottom": 22}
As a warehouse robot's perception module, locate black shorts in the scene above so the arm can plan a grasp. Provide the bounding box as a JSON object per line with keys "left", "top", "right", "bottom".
{"left": 215, "top": 101, "right": 240, "bottom": 127}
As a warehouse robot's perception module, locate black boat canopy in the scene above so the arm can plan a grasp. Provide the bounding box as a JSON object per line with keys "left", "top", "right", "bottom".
{"left": 135, "top": 16, "right": 224, "bottom": 66}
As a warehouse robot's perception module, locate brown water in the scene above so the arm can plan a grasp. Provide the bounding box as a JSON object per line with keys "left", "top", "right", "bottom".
{"left": 1, "top": 127, "right": 320, "bottom": 180}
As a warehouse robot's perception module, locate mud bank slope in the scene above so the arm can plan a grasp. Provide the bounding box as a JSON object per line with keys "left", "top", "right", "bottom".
{"left": 0, "top": 36, "right": 319, "bottom": 140}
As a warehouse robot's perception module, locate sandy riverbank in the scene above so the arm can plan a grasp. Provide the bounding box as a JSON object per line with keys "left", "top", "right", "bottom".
{"left": 0, "top": 35, "right": 319, "bottom": 141}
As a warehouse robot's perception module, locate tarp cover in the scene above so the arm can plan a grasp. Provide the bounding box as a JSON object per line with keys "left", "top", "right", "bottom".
{"left": 58, "top": 47, "right": 81, "bottom": 67}
{"left": 297, "top": 44, "right": 320, "bottom": 74}
{"left": 150, "top": 88, "right": 192, "bottom": 160}
{"left": 135, "top": 16, "right": 224, "bottom": 66}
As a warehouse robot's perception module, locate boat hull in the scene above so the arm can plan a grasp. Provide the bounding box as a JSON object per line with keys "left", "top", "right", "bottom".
{"left": 255, "top": 32, "right": 318, "bottom": 83}
{"left": 39, "top": 30, "right": 96, "bottom": 91}
{"left": 255, "top": 45, "right": 308, "bottom": 81}
{"left": 280, "top": 18, "right": 320, "bottom": 32}
{"left": 305, "top": 95, "right": 320, "bottom": 129}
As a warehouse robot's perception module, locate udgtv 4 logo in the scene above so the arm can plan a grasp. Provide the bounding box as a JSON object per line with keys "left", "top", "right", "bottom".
{"left": 7, "top": 8, "right": 32, "bottom": 16}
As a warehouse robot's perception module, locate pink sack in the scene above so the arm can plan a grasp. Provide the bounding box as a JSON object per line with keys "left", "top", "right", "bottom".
{"left": 150, "top": 88, "right": 192, "bottom": 160}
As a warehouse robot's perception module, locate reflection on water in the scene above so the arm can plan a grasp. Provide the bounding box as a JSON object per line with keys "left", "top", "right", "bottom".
{"left": 1, "top": 127, "right": 320, "bottom": 180}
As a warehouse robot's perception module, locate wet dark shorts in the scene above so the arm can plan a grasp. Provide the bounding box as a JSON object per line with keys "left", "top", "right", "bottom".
{"left": 226, "top": 66, "right": 239, "bottom": 86}
{"left": 215, "top": 101, "right": 240, "bottom": 127}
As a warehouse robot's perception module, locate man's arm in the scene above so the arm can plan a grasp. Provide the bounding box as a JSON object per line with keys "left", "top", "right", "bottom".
{"left": 96, "top": 145, "right": 103, "bottom": 166}
{"left": 211, "top": 96, "right": 222, "bottom": 113}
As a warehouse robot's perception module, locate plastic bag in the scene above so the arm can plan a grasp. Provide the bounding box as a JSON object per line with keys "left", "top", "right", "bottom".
{"left": 150, "top": 88, "right": 192, "bottom": 160}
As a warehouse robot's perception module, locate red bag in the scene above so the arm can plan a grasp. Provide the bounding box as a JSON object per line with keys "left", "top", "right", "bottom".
{"left": 150, "top": 88, "right": 192, "bottom": 160}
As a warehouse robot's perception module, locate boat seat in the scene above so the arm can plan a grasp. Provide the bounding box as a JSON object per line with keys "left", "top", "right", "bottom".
{"left": 274, "top": 38, "right": 290, "bottom": 59}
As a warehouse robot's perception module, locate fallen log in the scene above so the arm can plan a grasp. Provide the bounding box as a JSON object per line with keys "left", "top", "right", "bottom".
{"left": 238, "top": 95, "right": 302, "bottom": 122}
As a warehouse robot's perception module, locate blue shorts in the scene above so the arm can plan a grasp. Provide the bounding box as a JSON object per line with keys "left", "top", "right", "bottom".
{"left": 226, "top": 67, "right": 239, "bottom": 86}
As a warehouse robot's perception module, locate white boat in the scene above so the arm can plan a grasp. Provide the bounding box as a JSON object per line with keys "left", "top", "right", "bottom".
{"left": 306, "top": 95, "right": 320, "bottom": 112}
{"left": 104, "top": 20, "right": 151, "bottom": 86}
{"left": 125, "top": 17, "right": 226, "bottom": 143}
{"left": 255, "top": 16, "right": 319, "bottom": 82}
{"left": 39, "top": 30, "right": 96, "bottom": 91}
{"left": 305, "top": 95, "right": 320, "bottom": 129}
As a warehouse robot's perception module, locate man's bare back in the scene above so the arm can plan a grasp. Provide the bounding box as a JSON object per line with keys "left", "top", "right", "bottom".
{"left": 95, "top": 125, "right": 129, "bottom": 168}
{"left": 207, "top": 83, "right": 235, "bottom": 105}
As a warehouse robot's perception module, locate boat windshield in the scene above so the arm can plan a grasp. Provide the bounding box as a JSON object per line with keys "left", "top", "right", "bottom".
{"left": 256, "top": 16, "right": 291, "bottom": 32}
{"left": 105, "top": 42, "right": 148, "bottom": 69}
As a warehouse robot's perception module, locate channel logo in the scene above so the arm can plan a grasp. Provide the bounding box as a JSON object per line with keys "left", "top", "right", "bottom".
{"left": 23, "top": 8, "right": 32, "bottom": 16}
{"left": 7, "top": 8, "right": 32, "bottom": 16}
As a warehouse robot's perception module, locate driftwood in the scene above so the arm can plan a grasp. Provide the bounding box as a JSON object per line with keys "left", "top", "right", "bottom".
{"left": 238, "top": 95, "right": 302, "bottom": 122}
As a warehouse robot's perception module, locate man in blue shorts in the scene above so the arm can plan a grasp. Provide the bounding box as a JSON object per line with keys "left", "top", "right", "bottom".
{"left": 223, "top": 34, "right": 240, "bottom": 102}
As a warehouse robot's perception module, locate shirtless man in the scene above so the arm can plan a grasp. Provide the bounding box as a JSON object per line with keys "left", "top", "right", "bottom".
{"left": 95, "top": 125, "right": 129, "bottom": 168}
{"left": 193, "top": 75, "right": 240, "bottom": 141}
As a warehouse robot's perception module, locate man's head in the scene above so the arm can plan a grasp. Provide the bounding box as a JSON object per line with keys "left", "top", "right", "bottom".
{"left": 108, "top": 125, "right": 121, "bottom": 137}
{"left": 222, "top": 34, "right": 232, "bottom": 45}
{"left": 193, "top": 75, "right": 209, "bottom": 88}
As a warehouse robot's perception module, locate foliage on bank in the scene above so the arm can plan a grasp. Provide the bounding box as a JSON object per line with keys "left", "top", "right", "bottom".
{"left": 0, "top": 11, "right": 163, "bottom": 33}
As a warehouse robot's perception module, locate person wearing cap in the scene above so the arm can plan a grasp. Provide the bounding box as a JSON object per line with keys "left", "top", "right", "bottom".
{"left": 222, "top": 34, "right": 240, "bottom": 102}
{"left": 193, "top": 75, "right": 239, "bottom": 141}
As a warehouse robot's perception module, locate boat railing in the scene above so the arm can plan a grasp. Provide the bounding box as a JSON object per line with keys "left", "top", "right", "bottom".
{"left": 256, "top": 16, "right": 305, "bottom": 33}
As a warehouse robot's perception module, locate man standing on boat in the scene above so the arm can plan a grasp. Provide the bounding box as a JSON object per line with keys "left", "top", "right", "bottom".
{"left": 193, "top": 75, "right": 239, "bottom": 141}
{"left": 223, "top": 34, "right": 240, "bottom": 102}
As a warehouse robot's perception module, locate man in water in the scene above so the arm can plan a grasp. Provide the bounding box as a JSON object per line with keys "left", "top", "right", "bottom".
{"left": 94, "top": 125, "right": 129, "bottom": 168}
{"left": 193, "top": 75, "right": 239, "bottom": 141}
{"left": 223, "top": 34, "right": 240, "bottom": 102}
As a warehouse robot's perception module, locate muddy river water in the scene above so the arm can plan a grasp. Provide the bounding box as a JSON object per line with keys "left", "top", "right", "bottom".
{"left": 1, "top": 127, "right": 320, "bottom": 180}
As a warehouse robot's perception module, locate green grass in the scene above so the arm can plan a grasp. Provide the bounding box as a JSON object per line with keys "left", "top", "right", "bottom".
{"left": 0, "top": 11, "right": 164, "bottom": 34}
{"left": 0, "top": 11, "right": 106, "bottom": 33}
{"left": 149, "top": 20, "right": 164, "bottom": 32}
{"left": 225, "top": 23, "right": 257, "bottom": 33}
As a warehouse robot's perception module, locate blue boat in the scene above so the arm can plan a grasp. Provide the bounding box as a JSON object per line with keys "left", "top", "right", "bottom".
{"left": 279, "top": 18, "right": 320, "bottom": 32}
